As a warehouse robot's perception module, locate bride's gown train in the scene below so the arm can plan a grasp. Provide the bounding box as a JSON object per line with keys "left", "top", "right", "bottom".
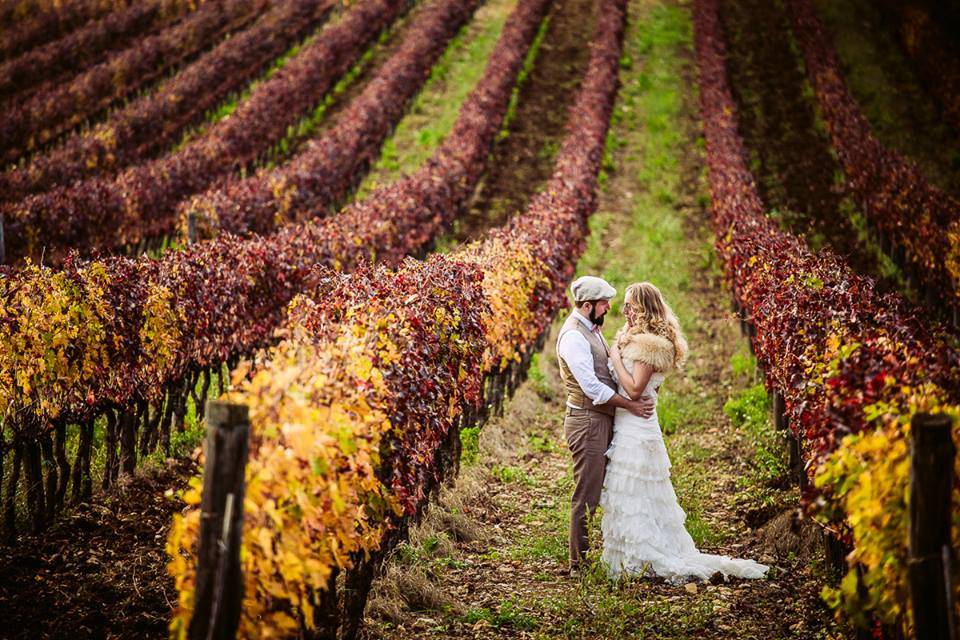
{"left": 600, "top": 369, "right": 769, "bottom": 582}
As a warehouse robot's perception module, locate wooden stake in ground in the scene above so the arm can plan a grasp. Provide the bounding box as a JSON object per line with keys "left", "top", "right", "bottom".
{"left": 909, "top": 412, "right": 957, "bottom": 640}
{"left": 189, "top": 401, "right": 250, "bottom": 640}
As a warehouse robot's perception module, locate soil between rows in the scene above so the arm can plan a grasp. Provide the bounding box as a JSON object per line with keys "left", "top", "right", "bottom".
{"left": 453, "top": 0, "right": 599, "bottom": 241}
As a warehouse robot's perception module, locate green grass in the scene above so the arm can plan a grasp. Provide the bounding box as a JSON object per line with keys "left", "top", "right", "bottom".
{"left": 724, "top": 384, "right": 787, "bottom": 484}
{"left": 463, "top": 598, "right": 538, "bottom": 631}
{"left": 526, "top": 352, "right": 553, "bottom": 398}
{"left": 512, "top": 477, "right": 571, "bottom": 563}
{"left": 840, "top": 195, "right": 907, "bottom": 286}
{"left": 390, "top": 533, "right": 465, "bottom": 575}
{"left": 459, "top": 424, "right": 481, "bottom": 464}
{"left": 259, "top": 32, "right": 387, "bottom": 168}
{"left": 527, "top": 432, "right": 556, "bottom": 453}
{"left": 355, "top": 0, "right": 521, "bottom": 196}
{"left": 730, "top": 344, "right": 756, "bottom": 380}
{"left": 656, "top": 386, "right": 710, "bottom": 437}
{"left": 490, "top": 463, "right": 535, "bottom": 486}
{"left": 497, "top": 14, "right": 550, "bottom": 140}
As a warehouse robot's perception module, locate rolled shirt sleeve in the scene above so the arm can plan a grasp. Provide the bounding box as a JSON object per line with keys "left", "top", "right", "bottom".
{"left": 557, "top": 330, "right": 616, "bottom": 406}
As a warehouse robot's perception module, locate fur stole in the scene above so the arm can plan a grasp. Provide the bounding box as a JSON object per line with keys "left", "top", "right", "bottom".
{"left": 618, "top": 331, "right": 676, "bottom": 372}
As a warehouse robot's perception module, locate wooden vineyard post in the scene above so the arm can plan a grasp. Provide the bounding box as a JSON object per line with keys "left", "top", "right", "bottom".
{"left": 772, "top": 390, "right": 803, "bottom": 483}
{"left": 772, "top": 390, "right": 787, "bottom": 432}
{"left": 909, "top": 412, "right": 957, "bottom": 640}
{"left": 339, "top": 557, "right": 377, "bottom": 640}
{"left": 308, "top": 568, "right": 339, "bottom": 639}
{"left": 189, "top": 401, "right": 250, "bottom": 640}
{"left": 738, "top": 311, "right": 748, "bottom": 338}
{"left": 187, "top": 211, "right": 198, "bottom": 244}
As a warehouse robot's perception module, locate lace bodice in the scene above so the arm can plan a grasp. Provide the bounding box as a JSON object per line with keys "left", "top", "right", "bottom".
{"left": 618, "top": 358, "right": 666, "bottom": 400}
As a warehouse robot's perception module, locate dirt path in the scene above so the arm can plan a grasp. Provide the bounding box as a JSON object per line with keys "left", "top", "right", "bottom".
{"left": 451, "top": 0, "right": 598, "bottom": 241}
{"left": 717, "top": 0, "right": 843, "bottom": 241}
{"left": 0, "top": 459, "right": 195, "bottom": 639}
{"left": 355, "top": 0, "right": 520, "bottom": 194}
{"left": 362, "top": 1, "right": 850, "bottom": 638}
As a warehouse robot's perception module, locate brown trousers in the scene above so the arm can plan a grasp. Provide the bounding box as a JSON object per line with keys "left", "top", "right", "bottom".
{"left": 564, "top": 406, "right": 614, "bottom": 569}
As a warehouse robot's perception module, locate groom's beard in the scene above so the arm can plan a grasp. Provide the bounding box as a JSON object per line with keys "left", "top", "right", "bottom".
{"left": 589, "top": 307, "right": 606, "bottom": 326}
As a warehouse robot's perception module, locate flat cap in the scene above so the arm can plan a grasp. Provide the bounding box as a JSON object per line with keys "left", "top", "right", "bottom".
{"left": 570, "top": 275, "right": 616, "bottom": 302}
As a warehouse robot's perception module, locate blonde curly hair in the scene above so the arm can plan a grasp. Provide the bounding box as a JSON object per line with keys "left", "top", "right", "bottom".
{"left": 616, "top": 282, "right": 688, "bottom": 369}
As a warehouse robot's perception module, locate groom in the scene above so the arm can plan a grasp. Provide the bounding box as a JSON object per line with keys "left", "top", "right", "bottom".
{"left": 557, "top": 275, "right": 654, "bottom": 576}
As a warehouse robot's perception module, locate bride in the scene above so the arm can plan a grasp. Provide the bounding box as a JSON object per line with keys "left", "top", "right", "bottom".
{"left": 599, "top": 282, "right": 769, "bottom": 582}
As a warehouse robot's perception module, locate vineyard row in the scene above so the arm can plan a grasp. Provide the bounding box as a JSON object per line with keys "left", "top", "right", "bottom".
{"left": 178, "top": 0, "right": 483, "bottom": 238}
{"left": 0, "top": 0, "right": 334, "bottom": 204}
{"left": 3, "top": 0, "right": 408, "bottom": 265}
{"left": 0, "top": 0, "right": 552, "bottom": 537}
{"left": 695, "top": 0, "right": 960, "bottom": 628}
{"left": 0, "top": 0, "right": 137, "bottom": 60}
{"left": 0, "top": 0, "right": 197, "bottom": 101}
{"left": 786, "top": 0, "right": 960, "bottom": 324}
{"left": 0, "top": 0, "right": 271, "bottom": 164}
{"left": 168, "top": 0, "right": 626, "bottom": 634}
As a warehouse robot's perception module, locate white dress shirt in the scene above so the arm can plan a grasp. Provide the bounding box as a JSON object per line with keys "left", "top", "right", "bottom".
{"left": 556, "top": 310, "right": 617, "bottom": 408}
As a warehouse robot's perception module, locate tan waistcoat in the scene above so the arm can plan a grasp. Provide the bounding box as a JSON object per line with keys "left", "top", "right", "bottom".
{"left": 556, "top": 313, "right": 617, "bottom": 416}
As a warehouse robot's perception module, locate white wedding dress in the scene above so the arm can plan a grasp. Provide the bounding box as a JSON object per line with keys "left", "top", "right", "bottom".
{"left": 599, "top": 365, "right": 769, "bottom": 582}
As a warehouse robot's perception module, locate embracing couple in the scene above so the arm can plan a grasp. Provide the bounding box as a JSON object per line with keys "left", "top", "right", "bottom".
{"left": 558, "top": 275, "right": 769, "bottom": 582}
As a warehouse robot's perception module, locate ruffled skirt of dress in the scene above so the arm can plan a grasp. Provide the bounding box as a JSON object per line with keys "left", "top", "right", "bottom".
{"left": 599, "top": 412, "right": 769, "bottom": 583}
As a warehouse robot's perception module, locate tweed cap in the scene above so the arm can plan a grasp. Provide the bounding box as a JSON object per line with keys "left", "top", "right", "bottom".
{"left": 570, "top": 275, "right": 616, "bottom": 302}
